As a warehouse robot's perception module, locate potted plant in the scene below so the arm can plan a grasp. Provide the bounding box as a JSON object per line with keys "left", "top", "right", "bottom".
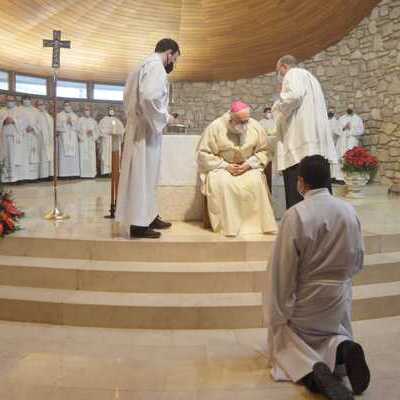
{"left": 0, "top": 163, "right": 24, "bottom": 237}
{"left": 342, "top": 146, "right": 379, "bottom": 198}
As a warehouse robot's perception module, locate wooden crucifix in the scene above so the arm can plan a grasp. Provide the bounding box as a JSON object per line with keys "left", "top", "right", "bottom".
{"left": 42, "top": 30, "right": 71, "bottom": 220}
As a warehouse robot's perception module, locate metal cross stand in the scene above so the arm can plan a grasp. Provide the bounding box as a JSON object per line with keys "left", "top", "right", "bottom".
{"left": 42, "top": 30, "right": 71, "bottom": 220}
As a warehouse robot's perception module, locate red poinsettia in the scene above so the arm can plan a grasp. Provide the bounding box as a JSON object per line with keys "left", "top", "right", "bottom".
{"left": 342, "top": 146, "right": 379, "bottom": 174}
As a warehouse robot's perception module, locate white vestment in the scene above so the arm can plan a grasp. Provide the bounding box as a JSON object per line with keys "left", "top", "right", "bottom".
{"left": 329, "top": 117, "right": 344, "bottom": 180}
{"left": 0, "top": 107, "right": 25, "bottom": 182}
{"left": 197, "top": 114, "right": 277, "bottom": 236}
{"left": 274, "top": 68, "right": 338, "bottom": 172}
{"left": 37, "top": 110, "right": 54, "bottom": 178}
{"left": 337, "top": 114, "right": 364, "bottom": 156}
{"left": 264, "top": 189, "right": 364, "bottom": 382}
{"left": 78, "top": 116, "right": 100, "bottom": 178}
{"left": 98, "top": 116, "right": 125, "bottom": 175}
{"left": 116, "top": 53, "right": 170, "bottom": 227}
{"left": 17, "top": 105, "right": 42, "bottom": 180}
{"left": 56, "top": 111, "right": 80, "bottom": 177}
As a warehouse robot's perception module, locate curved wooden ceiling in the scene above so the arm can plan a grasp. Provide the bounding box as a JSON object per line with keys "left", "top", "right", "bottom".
{"left": 0, "top": 0, "right": 380, "bottom": 83}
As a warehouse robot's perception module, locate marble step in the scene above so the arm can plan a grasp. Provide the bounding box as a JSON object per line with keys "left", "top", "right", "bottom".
{"left": 0, "top": 252, "right": 399, "bottom": 293}
{"left": 0, "top": 281, "right": 399, "bottom": 329}
{"left": 0, "top": 231, "right": 399, "bottom": 262}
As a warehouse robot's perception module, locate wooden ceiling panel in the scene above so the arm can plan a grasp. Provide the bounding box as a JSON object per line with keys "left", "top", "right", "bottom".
{"left": 0, "top": 0, "right": 380, "bottom": 82}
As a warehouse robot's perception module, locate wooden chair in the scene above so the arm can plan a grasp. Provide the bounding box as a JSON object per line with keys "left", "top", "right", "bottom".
{"left": 202, "top": 162, "right": 272, "bottom": 229}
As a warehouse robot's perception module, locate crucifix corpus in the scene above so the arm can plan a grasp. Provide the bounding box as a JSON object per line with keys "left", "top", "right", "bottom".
{"left": 42, "top": 30, "right": 71, "bottom": 220}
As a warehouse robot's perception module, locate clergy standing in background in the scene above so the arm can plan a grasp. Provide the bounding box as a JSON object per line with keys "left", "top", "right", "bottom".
{"left": 56, "top": 101, "right": 80, "bottom": 177}
{"left": 18, "top": 95, "right": 41, "bottom": 181}
{"left": 116, "top": 38, "right": 180, "bottom": 239}
{"left": 264, "top": 155, "right": 370, "bottom": 400}
{"left": 78, "top": 105, "right": 100, "bottom": 178}
{"left": 197, "top": 101, "right": 277, "bottom": 236}
{"left": 328, "top": 109, "right": 344, "bottom": 183}
{"left": 274, "top": 55, "right": 337, "bottom": 209}
{"left": 0, "top": 95, "right": 24, "bottom": 182}
{"left": 98, "top": 106, "right": 125, "bottom": 175}
{"left": 259, "top": 106, "right": 276, "bottom": 134}
{"left": 36, "top": 99, "right": 54, "bottom": 179}
{"left": 338, "top": 107, "right": 365, "bottom": 154}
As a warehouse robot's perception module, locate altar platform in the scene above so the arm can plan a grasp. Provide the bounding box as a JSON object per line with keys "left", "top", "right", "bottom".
{"left": 0, "top": 179, "right": 399, "bottom": 330}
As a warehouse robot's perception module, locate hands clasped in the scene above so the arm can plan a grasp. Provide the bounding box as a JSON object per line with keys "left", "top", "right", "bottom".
{"left": 227, "top": 163, "right": 251, "bottom": 176}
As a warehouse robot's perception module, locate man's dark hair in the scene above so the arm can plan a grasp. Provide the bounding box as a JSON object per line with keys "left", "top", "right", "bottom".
{"left": 22, "top": 95, "right": 32, "bottom": 100}
{"left": 299, "top": 155, "right": 331, "bottom": 190}
{"left": 263, "top": 107, "right": 271, "bottom": 113}
{"left": 155, "top": 38, "right": 180, "bottom": 55}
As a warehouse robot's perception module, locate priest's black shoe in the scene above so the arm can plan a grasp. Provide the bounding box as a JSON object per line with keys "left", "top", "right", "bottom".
{"left": 338, "top": 340, "right": 370, "bottom": 395}
{"left": 312, "top": 362, "right": 353, "bottom": 400}
{"left": 150, "top": 216, "right": 172, "bottom": 230}
{"left": 130, "top": 226, "right": 161, "bottom": 239}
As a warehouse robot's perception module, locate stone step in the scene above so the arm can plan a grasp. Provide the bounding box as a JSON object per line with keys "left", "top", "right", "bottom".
{"left": 0, "top": 252, "right": 399, "bottom": 293}
{"left": 0, "top": 280, "right": 399, "bottom": 329}
{"left": 0, "top": 231, "right": 399, "bottom": 262}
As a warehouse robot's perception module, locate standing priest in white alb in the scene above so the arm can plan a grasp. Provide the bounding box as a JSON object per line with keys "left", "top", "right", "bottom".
{"left": 0, "top": 95, "right": 24, "bottom": 182}
{"left": 36, "top": 99, "right": 54, "bottom": 179}
{"left": 116, "top": 38, "right": 180, "bottom": 239}
{"left": 18, "top": 95, "right": 41, "bottom": 181}
{"left": 78, "top": 105, "right": 100, "bottom": 178}
{"left": 338, "top": 107, "right": 365, "bottom": 155}
{"left": 264, "top": 155, "right": 370, "bottom": 400}
{"left": 56, "top": 101, "right": 80, "bottom": 177}
{"left": 98, "top": 106, "right": 125, "bottom": 176}
{"left": 273, "top": 55, "right": 338, "bottom": 209}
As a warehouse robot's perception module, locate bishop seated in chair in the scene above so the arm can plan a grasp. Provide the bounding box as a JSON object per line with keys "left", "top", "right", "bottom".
{"left": 197, "top": 101, "right": 277, "bottom": 237}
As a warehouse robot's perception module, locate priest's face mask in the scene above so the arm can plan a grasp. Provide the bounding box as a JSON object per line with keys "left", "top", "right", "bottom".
{"left": 231, "top": 115, "right": 250, "bottom": 135}
{"left": 37, "top": 102, "right": 46, "bottom": 111}
{"left": 22, "top": 98, "right": 32, "bottom": 107}
{"left": 64, "top": 103, "right": 72, "bottom": 113}
{"left": 6, "top": 97, "right": 16, "bottom": 108}
{"left": 164, "top": 50, "right": 179, "bottom": 74}
{"left": 84, "top": 109, "right": 91, "bottom": 117}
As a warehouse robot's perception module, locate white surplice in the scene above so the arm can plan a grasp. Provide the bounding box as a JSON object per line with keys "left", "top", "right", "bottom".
{"left": 329, "top": 117, "right": 344, "bottom": 180}
{"left": 274, "top": 68, "right": 338, "bottom": 171}
{"left": 56, "top": 111, "right": 80, "bottom": 177}
{"left": 78, "top": 116, "right": 100, "bottom": 178}
{"left": 17, "top": 105, "right": 41, "bottom": 181}
{"left": 337, "top": 114, "right": 364, "bottom": 156}
{"left": 37, "top": 110, "right": 54, "bottom": 178}
{"left": 0, "top": 107, "right": 25, "bottom": 182}
{"left": 264, "top": 188, "right": 364, "bottom": 382}
{"left": 98, "top": 116, "right": 125, "bottom": 175}
{"left": 116, "top": 53, "right": 170, "bottom": 227}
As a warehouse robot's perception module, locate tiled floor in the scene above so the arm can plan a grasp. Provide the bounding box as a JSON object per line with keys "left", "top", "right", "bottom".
{"left": 5, "top": 179, "right": 400, "bottom": 241}
{"left": 0, "top": 317, "right": 399, "bottom": 399}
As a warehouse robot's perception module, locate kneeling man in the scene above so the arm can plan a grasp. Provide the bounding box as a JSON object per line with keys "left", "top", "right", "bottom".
{"left": 197, "top": 101, "right": 277, "bottom": 236}
{"left": 264, "top": 155, "right": 370, "bottom": 400}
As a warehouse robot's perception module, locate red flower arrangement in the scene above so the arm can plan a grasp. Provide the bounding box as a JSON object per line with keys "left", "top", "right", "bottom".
{"left": 342, "top": 146, "right": 379, "bottom": 175}
{"left": 0, "top": 163, "right": 24, "bottom": 237}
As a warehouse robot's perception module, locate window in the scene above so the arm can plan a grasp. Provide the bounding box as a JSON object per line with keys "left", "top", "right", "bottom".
{"left": 0, "top": 71, "right": 9, "bottom": 90}
{"left": 15, "top": 74, "right": 47, "bottom": 95}
{"left": 57, "top": 80, "right": 87, "bottom": 99}
{"left": 93, "top": 83, "right": 124, "bottom": 101}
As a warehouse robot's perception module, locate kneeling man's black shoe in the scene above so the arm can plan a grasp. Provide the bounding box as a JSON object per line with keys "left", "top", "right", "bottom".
{"left": 312, "top": 362, "right": 353, "bottom": 400}
{"left": 130, "top": 225, "right": 161, "bottom": 239}
{"left": 150, "top": 216, "right": 172, "bottom": 230}
{"left": 340, "top": 341, "right": 370, "bottom": 395}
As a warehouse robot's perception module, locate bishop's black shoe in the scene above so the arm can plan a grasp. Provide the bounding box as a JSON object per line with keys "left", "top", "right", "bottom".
{"left": 150, "top": 216, "right": 172, "bottom": 230}
{"left": 337, "top": 341, "right": 370, "bottom": 395}
{"left": 312, "top": 362, "right": 354, "bottom": 400}
{"left": 130, "top": 225, "right": 161, "bottom": 239}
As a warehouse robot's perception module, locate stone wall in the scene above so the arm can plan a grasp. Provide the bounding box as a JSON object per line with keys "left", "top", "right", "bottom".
{"left": 170, "top": 0, "right": 400, "bottom": 182}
